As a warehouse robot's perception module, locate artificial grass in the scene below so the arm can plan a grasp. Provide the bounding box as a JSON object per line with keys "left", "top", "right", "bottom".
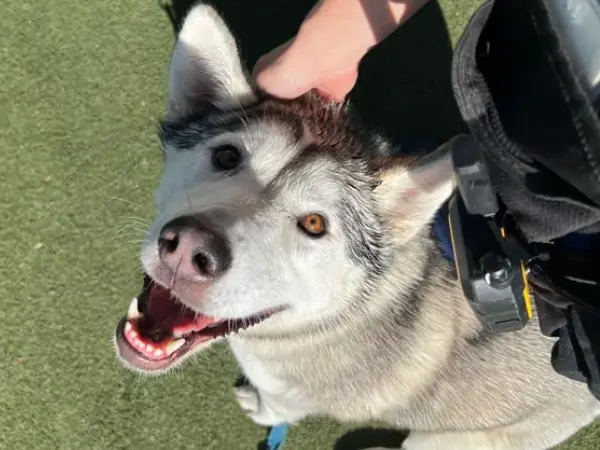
{"left": 1, "top": 0, "right": 598, "bottom": 449}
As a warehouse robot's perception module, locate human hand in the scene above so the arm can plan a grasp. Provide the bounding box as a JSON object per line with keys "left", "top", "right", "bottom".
{"left": 253, "top": 0, "right": 431, "bottom": 101}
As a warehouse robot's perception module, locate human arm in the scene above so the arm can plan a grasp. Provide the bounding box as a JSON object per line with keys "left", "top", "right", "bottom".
{"left": 253, "top": 0, "right": 432, "bottom": 101}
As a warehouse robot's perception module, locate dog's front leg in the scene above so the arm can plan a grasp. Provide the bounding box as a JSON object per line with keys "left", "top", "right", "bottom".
{"left": 234, "top": 384, "right": 309, "bottom": 427}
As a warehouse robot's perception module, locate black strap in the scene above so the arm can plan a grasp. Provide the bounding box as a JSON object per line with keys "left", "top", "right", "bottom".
{"left": 528, "top": 266, "right": 600, "bottom": 399}
{"left": 452, "top": 0, "right": 600, "bottom": 400}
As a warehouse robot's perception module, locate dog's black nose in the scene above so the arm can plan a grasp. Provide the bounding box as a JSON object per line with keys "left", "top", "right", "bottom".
{"left": 158, "top": 216, "right": 231, "bottom": 278}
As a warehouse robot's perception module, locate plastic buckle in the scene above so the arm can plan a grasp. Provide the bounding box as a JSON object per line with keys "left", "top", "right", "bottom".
{"left": 448, "top": 135, "right": 532, "bottom": 333}
{"left": 450, "top": 135, "right": 498, "bottom": 218}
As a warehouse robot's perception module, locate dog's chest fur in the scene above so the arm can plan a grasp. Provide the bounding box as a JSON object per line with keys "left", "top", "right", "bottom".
{"left": 226, "top": 232, "right": 583, "bottom": 430}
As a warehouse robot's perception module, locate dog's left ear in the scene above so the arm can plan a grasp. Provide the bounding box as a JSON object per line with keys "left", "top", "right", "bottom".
{"left": 375, "top": 145, "right": 456, "bottom": 244}
{"left": 166, "top": 4, "right": 255, "bottom": 120}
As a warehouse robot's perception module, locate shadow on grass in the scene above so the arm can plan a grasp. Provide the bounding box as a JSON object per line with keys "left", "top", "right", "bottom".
{"left": 333, "top": 427, "right": 409, "bottom": 450}
{"left": 255, "top": 427, "right": 408, "bottom": 450}
{"left": 253, "top": 427, "right": 408, "bottom": 450}
{"left": 160, "top": 1, "right": 460, "bottom": 448}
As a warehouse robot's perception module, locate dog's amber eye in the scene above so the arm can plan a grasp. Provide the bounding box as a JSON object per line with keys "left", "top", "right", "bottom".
{"left": 212, "top": 144, "right": 242, "bottom": 172}
{"left": 298, "top": 214, "right": 327, "bottom": 237}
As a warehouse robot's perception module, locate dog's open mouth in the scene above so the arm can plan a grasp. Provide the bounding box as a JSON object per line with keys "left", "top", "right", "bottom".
{"left": 115, "top": 274, "right": 275, "bottom": 372}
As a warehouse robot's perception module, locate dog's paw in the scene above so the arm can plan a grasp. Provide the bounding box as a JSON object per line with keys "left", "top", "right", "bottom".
{"left": 234, "top": 385, "right": 288, "bottom": 427}
{"left": 235, "top": 384, "right": 260, "bottom": 415}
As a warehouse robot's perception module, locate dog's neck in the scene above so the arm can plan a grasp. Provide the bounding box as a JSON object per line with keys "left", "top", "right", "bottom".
{"left": 345, "top": 227, "right": 450, "bottom": 320}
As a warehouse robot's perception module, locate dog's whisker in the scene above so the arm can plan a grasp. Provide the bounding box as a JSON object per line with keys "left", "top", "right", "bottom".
{"left": 122, "top": 214, "right": 151, "bottom": 221}
{"left": 125, "top": 228, "right": 150, "bottom": 237}
{"left": 107, "top": 196, "right": 144, "bottom": 209}
{"left": 186, "top": 191, "right": 192, "bottom": 211}
{"left": 231, "top": 104, "right": 252, "bottom": 142}
{"left": 115, "top": 230, "right": 150, "bottom": 241}
{"left": 121, "top": 214, "right": 151, "bottom": 221}
{"left": 122, "top": 219, "right": 151, "bottom": 228}
{"left": 115, "top": 225, "right": 149, "bottom": 233}
{"left": 120, "top": 240, "right": 147, "bottom": 248}
{"left": 114, "top": 222, "right": 150, "bottom": 232}
{"left": 119, "top": 222, "right": 151, "bottom": 232}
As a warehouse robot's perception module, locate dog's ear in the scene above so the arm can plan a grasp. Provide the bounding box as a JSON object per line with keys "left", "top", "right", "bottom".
{"left": 166, "top": 4, "right": 255, "bottom": 120}
{"left": 374, "top": 145, "right": 455, "bottom": 244}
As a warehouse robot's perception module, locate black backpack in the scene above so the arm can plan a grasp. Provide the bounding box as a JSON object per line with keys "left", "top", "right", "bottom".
{"left": 452, "top": 0, "right": 600, "bottom": 398}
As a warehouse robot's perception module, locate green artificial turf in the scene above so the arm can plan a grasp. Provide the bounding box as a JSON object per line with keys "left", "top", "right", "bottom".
{"left": 1, "top": 0, "right": 598, "bottom": 449}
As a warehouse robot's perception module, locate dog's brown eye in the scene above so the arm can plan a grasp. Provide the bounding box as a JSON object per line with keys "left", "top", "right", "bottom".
{"left": 212, "top": 144, "right": 242, "bottom": 171}
{"left": 298, "top": 214, "right": 327, "bottom": 237}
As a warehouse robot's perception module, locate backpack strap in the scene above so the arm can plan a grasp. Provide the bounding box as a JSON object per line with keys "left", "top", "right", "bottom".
{"left": 451, "top": 0, "right": 600, "bottom": 399}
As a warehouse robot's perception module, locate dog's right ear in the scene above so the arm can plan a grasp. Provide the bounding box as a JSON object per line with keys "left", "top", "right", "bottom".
{"left": 374, "top": 144, "right": 456, "bottom": 245}
{"left": 166, "top": 4, "right": 255, "bottom": 120}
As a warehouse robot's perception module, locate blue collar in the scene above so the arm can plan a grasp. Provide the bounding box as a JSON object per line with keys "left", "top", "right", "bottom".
{"left": 432, "top": 210, "right": 455, "bottom": 262}
{"left": 431, "top": 207, "right": 600, "bottom": 263}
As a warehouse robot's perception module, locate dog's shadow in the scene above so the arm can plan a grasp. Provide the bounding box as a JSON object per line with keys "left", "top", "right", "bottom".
{"left": 162, "top": 1, "right": 460, "bottom": 448}
{"left": 255, "top": 427, "right": 409, "bottom": 450}
{"left": 332, "top": 428, "right": 409, "bottom": 450}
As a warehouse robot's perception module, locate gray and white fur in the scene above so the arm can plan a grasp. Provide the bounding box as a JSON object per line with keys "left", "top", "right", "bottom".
{"left": 127, "top": 4, "right": 600, "bottom": 449}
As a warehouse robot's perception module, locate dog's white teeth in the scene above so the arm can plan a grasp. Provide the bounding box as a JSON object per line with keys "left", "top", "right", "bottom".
{"left": 165, "top": 338, "right": 186, "bottom": 355}
{"left": 127, "top": 297, "right": 142, "bottom": 320}
{"left": 172, "top": 330, "right": 193, "bottom": 338}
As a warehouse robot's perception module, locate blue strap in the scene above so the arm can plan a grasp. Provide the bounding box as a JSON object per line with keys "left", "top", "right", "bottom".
{"left": 432, "top": 210, "right": 454, "bottom": 262}
{"left": 433, "top": 206, "right": 600, "bottom": 261}
{"left": 266, "top": 423, "right": 289, "bottom": 450}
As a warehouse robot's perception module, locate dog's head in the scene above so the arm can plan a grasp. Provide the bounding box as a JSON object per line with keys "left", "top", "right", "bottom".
{"left": 114, "top": 4, "right": 455, "bottom": 374}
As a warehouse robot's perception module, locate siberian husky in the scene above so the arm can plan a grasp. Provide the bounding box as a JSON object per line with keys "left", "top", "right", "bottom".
{"left": 114, "top": 4, "right": 600, "bottom": 449}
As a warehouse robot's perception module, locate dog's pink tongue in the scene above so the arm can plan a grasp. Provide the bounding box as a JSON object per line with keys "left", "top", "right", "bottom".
{"left": 172, "top": 314, "right": 221, "bottom": 336}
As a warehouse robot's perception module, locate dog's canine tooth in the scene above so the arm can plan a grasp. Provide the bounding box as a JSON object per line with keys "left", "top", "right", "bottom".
{"left": 173, "top": 329, "right": 193, "bottom": 338}
{"left": 127, "top": 297, "right": 142, "bottom": 320}
{"left": 165, "top": 338, "right": 186, "bottom": 355}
